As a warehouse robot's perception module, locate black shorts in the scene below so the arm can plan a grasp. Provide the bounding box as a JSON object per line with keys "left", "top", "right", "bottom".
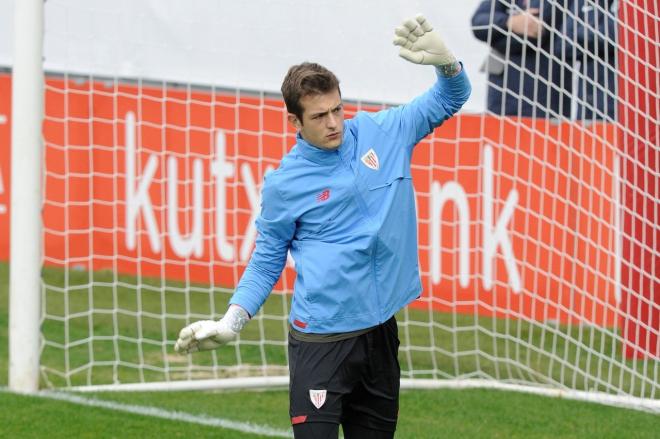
{"left": 288, "top": 316, "right": 400, "bottom": 432}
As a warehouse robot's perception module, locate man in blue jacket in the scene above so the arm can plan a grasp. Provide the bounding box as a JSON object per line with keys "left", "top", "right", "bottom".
{"left": 175, "top": 14, "right": 471, "bottom": 439}
{"left": 471, "top": 0, "right": 572, "bottom": 118}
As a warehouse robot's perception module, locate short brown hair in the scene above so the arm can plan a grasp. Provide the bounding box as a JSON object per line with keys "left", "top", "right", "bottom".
{"left": 281, "top": 62, "right": 341, "bottom": 120}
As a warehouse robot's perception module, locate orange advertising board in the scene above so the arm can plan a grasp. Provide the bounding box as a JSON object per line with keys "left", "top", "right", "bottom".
{"left": 0, "top": 74, "right": 620, "bottom": 329}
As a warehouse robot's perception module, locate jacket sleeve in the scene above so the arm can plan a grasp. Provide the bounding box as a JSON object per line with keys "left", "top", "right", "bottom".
{"left": 368, "top": 67, "right": 471, "bottom": 151}
{"left": 472, "top": 0, "right": 563, "bottom": 55}
{"left": 229, "top": 172, "right": 295, "bottom": 317}
{"left": 471, "top": 0, "right": 523, "bottom": 54}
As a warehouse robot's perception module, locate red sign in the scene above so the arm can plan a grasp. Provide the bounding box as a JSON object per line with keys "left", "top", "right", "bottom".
{"left": 0, "top": 74, "right": 621, "bottom": 331}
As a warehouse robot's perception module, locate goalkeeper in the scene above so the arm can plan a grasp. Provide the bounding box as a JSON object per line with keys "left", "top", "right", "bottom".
{"left": 175, "top": 14, "right": 470, "bottom": 439}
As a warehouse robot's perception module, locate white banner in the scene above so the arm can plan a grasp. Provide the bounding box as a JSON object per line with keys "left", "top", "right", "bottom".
{"left": 0, "top": 0, "right": 488, "bottom": 112}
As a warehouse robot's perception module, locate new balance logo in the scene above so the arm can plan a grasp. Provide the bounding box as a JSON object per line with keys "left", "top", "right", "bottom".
{"left": 316, "top": 189, "right": 330, "bottom": 202}
{"left": 361, "top": 148, "right": 379, "bottom": 170}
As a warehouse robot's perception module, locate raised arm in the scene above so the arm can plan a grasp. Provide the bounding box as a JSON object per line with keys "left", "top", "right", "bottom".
{"left": 373, "top": 14, "right": 470, "bottom": 150}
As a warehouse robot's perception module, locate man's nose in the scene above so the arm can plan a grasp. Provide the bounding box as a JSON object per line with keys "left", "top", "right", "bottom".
{"left": 327, "top": 113, "right": 338, "bottom": 128}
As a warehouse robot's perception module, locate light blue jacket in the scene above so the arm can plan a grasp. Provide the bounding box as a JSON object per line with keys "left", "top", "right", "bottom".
{"left": 230, "top": 68, "right": 471, "bottom": 333}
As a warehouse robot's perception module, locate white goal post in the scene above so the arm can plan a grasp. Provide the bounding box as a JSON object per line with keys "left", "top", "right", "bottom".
{"left": 6, "top": 0, "right": 659, "bottom": 415}
{"left": 8, "top": 0, "right": 44, "bottom": 394}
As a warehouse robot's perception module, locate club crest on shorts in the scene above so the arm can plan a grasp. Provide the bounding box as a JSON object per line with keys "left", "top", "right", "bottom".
{"left": 361, "top": 148, "right": 380, "bottom": 170}
{"left": 309, "top": 389, "right": 327, "bottom": 409}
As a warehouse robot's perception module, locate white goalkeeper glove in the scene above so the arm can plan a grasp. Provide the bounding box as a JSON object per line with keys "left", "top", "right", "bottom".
{"left": 174, "top": 304, "right": 250, "bottom": 354}
{"left": 393, "top": 14, "right": 457, "bottom": 67}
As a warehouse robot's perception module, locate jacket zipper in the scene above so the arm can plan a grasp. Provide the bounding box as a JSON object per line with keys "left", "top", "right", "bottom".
{"left": 339, "top": 155, "right": 382, "bottom": 322}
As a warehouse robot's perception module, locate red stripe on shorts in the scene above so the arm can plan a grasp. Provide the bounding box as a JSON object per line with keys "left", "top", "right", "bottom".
{"left": 291, "top": 415, "right": 307, "bottom": 425}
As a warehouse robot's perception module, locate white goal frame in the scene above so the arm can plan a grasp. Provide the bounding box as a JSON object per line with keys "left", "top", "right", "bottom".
{"left": 8, "top": 0, "right": 44, "bottom": 394}
{"left": 7, "top": 0, "right": 659, "bottom": 417}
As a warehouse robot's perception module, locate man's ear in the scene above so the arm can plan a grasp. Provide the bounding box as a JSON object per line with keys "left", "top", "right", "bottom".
{"left": 287, "top": 113, "right": 302, "bottom": 130}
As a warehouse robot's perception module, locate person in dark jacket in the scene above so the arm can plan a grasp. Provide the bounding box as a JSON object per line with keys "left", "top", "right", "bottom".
{"left": 471, "top": 0, "right": 573, "bottom": 118}
{"left": 564, "top": 0, "right": 617, "bottom": 121}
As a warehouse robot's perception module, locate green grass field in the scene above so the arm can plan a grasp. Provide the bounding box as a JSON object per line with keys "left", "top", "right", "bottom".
{"left": 1, "top": 262, "right": 659, "bottom": 438}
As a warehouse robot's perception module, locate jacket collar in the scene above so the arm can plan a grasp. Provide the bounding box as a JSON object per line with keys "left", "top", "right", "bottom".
{"left": 295, "top": 131, "right": 352, "bottom": 165}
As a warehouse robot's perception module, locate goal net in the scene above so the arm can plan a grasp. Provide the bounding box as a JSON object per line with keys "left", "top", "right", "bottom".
{"left": 6, "top": 0, "right": 657, "bottom": 412}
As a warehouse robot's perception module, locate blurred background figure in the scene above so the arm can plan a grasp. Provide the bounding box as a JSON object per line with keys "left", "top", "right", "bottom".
{"left": 471, "top": 0, "right": 573, "bottom": 118}
{"left": 564, "top": 0, "right": 618, "bottom": 121}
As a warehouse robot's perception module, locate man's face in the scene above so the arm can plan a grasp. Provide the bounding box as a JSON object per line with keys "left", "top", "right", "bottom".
{"left": 289, "top": 89, "right": 344, "bottom": 150}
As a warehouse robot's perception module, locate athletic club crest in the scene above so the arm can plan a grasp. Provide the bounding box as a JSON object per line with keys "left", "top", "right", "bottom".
{"left": 309, "top": 389, "right": 327, "bottom": 409}
{"left": 361, "top": 148, "right": 380, "bottom": 170}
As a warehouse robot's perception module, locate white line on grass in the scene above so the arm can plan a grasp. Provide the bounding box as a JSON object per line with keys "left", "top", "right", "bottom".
{"left": 1, "top": 387, "right": 293, "bottom": 438}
